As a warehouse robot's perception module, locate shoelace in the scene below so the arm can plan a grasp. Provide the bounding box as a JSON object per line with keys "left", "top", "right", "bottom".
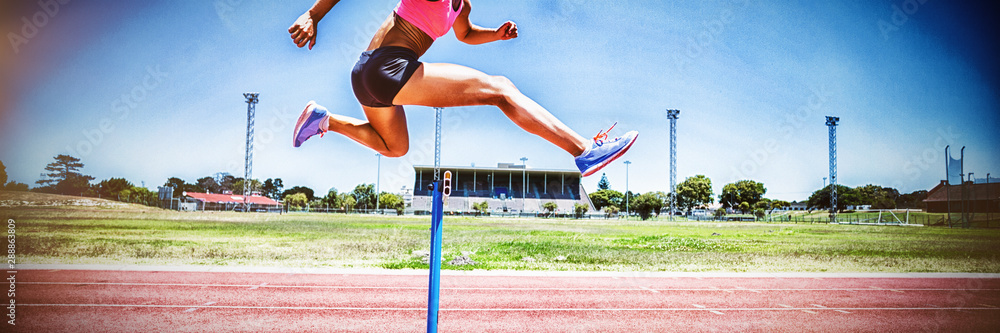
{"left": 592, "top": 122, "right": 617, "bottom": 147}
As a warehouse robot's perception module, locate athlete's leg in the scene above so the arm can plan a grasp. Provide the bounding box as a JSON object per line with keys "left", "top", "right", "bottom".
{"left": 324, "top": 105, "right": 409, "bottom": 157}
{"left": 392, "top": 63, "right": 589, "bottom": 157}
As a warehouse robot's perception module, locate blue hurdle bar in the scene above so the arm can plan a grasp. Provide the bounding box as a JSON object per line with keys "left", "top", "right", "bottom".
{"left": 427, "top": 181, "right": 444, "bottom": 332}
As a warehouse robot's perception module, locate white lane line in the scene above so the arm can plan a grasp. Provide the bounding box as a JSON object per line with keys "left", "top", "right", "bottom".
{"left": 735, "top": 286, "right": 761, "bottom": 293}
{"left": 21, "top": 282, "right": 999, "bottom": 293}
{"left": 710, "top": 310, "right": 724, "bottom": 315}
{"left": 249, "top": 283, "right": 267, "bottom": 290}
{"left": 183, "top": 301, "right": 216, "bottom": 313}
{"left": 802, "top": 310, "right": 817, "bottom": 314}
{"left": 638, "top": 286, "right": 660, "bottom": 293}
{"left": 811, "top": 304, "right": 827, "bottom": 308}
{"left": 709, "top": 286, "right": 734, "bottom": 293}
{"left": 778, "top": 304, "right": 793, "bottom": 308}
{"left": 21, "top": 304, "right": 1000, "bottom": 312}
{"left": 692, "top": 304, "right": 706, "bottom": 308}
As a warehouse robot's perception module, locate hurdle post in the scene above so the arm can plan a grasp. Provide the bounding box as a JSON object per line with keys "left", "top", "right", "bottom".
{"left": 427, "top": 180, "right": 444, "bottom": 331}
{"left": 427, "top": 107, "right": 444, "bottom": 332}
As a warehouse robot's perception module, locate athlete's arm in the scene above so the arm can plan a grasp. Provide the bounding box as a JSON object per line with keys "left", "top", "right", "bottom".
{"left": 289, "top": 0, "right": 341, "bottom": 50}
{"left": 453, "top": 0, "right": 518, "bottom": 45}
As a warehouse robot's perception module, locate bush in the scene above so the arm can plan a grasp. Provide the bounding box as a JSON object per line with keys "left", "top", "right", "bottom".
{"left": 472, "top": 201, "right": 489, "bottom": 216}
{"left": 542, "top": 202, "right": 558, "bottom": 217}
{"left": 574, "top": 203, "right": 589, "bottom": 219}
{"left": 603, "top": 205, "right": 620, "bottom": 218}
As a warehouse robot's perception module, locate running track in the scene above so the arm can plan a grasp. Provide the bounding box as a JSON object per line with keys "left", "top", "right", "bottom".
{"left": 12, "top": 266, "right": 1000, "bottom": 332}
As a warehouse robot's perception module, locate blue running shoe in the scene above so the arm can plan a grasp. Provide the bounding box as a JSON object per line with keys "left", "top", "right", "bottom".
{"left": 292, "top": 101, "right": 330, "bottom": 147}
{"left": 575, "top": 124, "right": 638, "bottom": 177}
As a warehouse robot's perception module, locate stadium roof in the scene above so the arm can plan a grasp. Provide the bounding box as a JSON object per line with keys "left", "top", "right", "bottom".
{"left": 413, "top": 164, "right": 581, "bottom": 175}
{"left": 183, "top": 192, "right": 281, "bottom": 205}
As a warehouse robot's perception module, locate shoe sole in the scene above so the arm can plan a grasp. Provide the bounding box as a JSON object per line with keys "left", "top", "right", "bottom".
{"left": 580, "top": 133, "right": 638, "bottom": 177}
{"left": 292, "top": 101, "right": 317, "bottom": 147}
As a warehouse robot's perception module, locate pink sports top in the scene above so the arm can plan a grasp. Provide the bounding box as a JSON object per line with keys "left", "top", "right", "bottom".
{"left": 394, "top": 0, "right": 464, "bottom": 40}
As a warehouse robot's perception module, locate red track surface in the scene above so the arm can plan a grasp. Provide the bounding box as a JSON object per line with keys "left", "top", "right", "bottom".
{"left": 14, "top": 269, "right": 1000, "bottom": 332}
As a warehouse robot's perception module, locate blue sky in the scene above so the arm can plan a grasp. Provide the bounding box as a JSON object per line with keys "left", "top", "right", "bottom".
{"left": 1, "top": 0, "right": 997, "bottom": 202}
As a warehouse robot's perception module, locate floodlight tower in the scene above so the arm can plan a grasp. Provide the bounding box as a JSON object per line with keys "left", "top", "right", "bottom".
{"left": 825, "top": 116, "right": 840, "bottom": 222}
{"left": 667, "top": 109, "right": 680, "bottom": 220}
{"left": 243, "top": 92, "right": 259, "bottom": 211}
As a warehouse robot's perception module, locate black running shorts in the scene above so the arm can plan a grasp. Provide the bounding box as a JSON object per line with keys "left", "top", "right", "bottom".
{"left": 350, "top": 46, "right": 422, "bottom": 108}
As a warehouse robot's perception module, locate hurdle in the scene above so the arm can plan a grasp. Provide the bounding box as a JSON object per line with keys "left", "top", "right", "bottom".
{"left": 427, "top": 107, "right": 450, "bottom": 332}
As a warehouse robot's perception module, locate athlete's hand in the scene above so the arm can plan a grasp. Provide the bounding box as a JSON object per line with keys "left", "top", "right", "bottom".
{"left": 289, "top": 12, "right": 318, "bottom": 50}
{"left": 496, "top": 21, "right": 518, "bottom": 40}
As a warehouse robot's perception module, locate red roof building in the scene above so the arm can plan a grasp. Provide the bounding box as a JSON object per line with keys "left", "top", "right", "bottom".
{"left": 182, "top": 192, "right": 282, "bottom": 212}
{"left": 923, "top": 181, "right": 1000, "bottom": 213}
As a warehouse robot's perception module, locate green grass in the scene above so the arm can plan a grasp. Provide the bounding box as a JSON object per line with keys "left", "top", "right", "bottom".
{"left": 4, "top": 202, "right": 1000, "bottom": 273}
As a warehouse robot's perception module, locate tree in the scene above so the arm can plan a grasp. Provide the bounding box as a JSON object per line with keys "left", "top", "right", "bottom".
{"left": 129, "top": 186, "right": 157, "bottom": 205}
{"left": 0, "top": 160, "right": 6, "bottom": 186}
{"left": 589, "top": 189, "right": 623, "bottom": 211}
{"left": 573, "top": 203, "right": 589, "bottom": 219}
{"left": 855, "top": 184, "right": 898, "bottom": 209}
{"left": 597, "top": 173, "right": 611, "bottom": 190}
{"left": 632, "top": 192, "right": 665, "bottom": 220}
{"left": 896, "top": 190, "right": 928, "bottom": 209}
{"left": 676, "top": 175, "right": 714, "bottom": 214}
{"left": 738, "top": 202, "right": 751, "bottom": 214}
{"left": 215, "top": 172, "right": 238, "bottom": 192}
{"left": 769, "top": 200, "right": 791, "bottom": 215}
{"left": 322, "top": 188, "right": 341, "bottom": 209}
{"left": 542, "top": 202, "right": 558, "bottom": 217}
{"left": 754, "top": 198, "right": 771, "bottom": 211}
{"left": 336, "top": 192, "right": 353, "bottom": 210}
{"left": 97, "top": 178, "right": 134, "bottom": 199}
{"left": 714, "top": 207, "right": 727, "bottom": 219}
{"left": 284, "top": 193, "right": 307, "bottom": 209}
{"left": 807, "top": 185, "right": 859, "bottom": 212}
{"left": 162, "top": 177, "right": 202, "bottom": 197}
{"left": 35, "top": 155, "right": 94, "bottom": 195}
{"left": 197, "top": 177, "right": 222, "bottom": 194}
{"left": 4, "top": 182, "right": 28, "bottom": 192}
{"left": 351, "top": 184, "right": 376, "bottom": 210}
{"left": 753, "top": 208, "right": 766, "bottom": 220}
{"left": 378, "top": 192, "right": 405, "bottom": 215}
{"left": 282, "top": 186, "right": 315, "bottom": 202}
{"left": 343, "top": 195, "right": 357, "bottom": 212}
{"left": 603, "top": 205, "right": 620, "bottom": 218}
{"left": 719, "top": 180, "right": 766, "bottom": 210}
{"left": 473, "top": 201, "right": 489, "bottom": 216}
{"left": 261, "top": 178, "right": 284, "bottom": 200}
{"left": 232, "top": 178, "right": 262, "bottom": 195}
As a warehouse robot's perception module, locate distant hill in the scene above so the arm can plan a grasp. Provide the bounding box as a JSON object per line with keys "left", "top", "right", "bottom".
{"left": 0, "top": 190, "right": 157, "bottom": 211}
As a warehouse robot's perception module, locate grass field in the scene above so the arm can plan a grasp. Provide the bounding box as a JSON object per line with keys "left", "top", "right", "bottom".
{"left": 3, "top": 192, "right": 1000, "bottom": 273}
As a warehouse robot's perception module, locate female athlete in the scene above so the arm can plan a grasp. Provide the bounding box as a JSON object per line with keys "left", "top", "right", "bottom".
{"left": 289, "top": 0, "right": 637, "bottom": 176}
